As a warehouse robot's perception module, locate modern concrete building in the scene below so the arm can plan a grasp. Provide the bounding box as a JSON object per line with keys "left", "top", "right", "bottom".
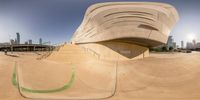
{"left": 71, "top": 2, "right": 179, "bottom": 60}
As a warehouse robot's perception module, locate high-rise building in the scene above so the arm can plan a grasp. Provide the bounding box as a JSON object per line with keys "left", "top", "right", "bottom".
{"left": 196, "top": 42, "right": 200, "bottom": 49}
{"left": 181, "top": 41, "right": 184, "bottom": 49}
{"left": 173, "top": 42, "right": 177, "bottom": 49}
{"left": 16, "top": 32, "right": 20, "bottom": 44}
{"left": 14, "top": 39, "right": 17, "bottom": 44}
{"left": 39, "top": 38, "right": 42, "bottom": 45}
{"left": 192, "top": 39, "right": 196, "bottom": 48}
{"left": 176, "top": 45, "right": 179, "bottom": 48}
{"left": 167, "top": 36, "right": 174, "bottom": 48}
{"left": 24, "top": 41, "right": 28, "bottom": 45}
{"left": 28, "top": 40, "right": 32, "bottom": 44}
{"left": 186, "top": 42, "right": 193, "bottom": 49}
{"left": 192, "top": 39, "right": 196, "bottom": 45}
{"left": 10, "top": 39, "right": 15, "bottom": 45}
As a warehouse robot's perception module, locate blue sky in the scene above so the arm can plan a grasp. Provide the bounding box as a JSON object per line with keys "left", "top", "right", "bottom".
{"left": 0, "top": 0, "right": 200, "bottom": 46}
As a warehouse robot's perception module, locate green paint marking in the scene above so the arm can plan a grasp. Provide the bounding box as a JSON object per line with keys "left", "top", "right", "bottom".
{"left": 12, "top": 62, "right": 76, "bottom": 93}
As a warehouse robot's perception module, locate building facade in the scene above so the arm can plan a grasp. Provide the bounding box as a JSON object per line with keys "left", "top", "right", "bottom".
{"left": 71, "top": 2, "right": 179, "bottom": 60}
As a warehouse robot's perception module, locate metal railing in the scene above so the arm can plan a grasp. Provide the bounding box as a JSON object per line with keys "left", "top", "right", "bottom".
{"left": 36, "top": 43, "right": 65, "bottom": 60}
{"left": 82, "top": 47, "right": 100, "bottom": 59}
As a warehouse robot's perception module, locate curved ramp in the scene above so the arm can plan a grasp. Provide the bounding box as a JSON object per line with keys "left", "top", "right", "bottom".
{"left": 113, "top": 53, "right": 200, "bottom": 100}
{"left": 5, "top": 2, "right": 199, "bottom": 100}
{"left": 13, "top": 45, "right": 200, "bottom": 100}
{"left": 16, "top": 44, "right": 117, "bottom": 99}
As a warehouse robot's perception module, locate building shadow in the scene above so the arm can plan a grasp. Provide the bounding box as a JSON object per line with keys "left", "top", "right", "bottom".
{"left": 98, "top": 41, "right": 147, "bottom": 59}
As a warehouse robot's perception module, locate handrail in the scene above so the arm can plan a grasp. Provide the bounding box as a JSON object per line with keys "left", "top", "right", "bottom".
{"left": 36, "top": 43, "right": 65, "bottom": 60}
{"left": 82, "top": 47, "right": 100, "bottom": 59}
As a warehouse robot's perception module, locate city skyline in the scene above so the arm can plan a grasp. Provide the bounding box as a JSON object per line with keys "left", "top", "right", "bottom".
{"left": 0, "top": 0, "right": 200, "bottom": 45}
{"left": 9, "top": 32, "right": 45, "bottom": 45}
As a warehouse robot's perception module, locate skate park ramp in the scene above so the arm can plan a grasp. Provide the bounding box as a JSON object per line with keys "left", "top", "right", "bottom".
{"left": 11, "top": 44, "right": 200, "bottom": 100}
{"left": 15, "top": 44, "right": 118, "bottom": 99}
{"left": 5, "top": 1, "right": 200, "bottom": 100}
{"left": 114, "top": 53, "right": 200, "bottom": 100}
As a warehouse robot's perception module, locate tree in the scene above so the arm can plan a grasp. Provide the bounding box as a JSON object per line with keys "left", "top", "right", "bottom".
{"left": 162, "top": 46, "right": 167, "bottom": 52}
{"left": 169, "top": 47, "right": 174, "bottom": 51}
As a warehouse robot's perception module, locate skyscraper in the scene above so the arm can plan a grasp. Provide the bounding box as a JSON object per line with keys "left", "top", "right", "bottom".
{"left": 186, "top": 42, "right": 193, "bottom": 49}
{"left": 16, "top": 32, "right": 20, "bottom": 44}
{"left": 173, "top": 42, "right": 177, "bottom": 49}
{"left": 14, "top": 39, "right": 17, "bottom": 44}
{"left": 39, "top": 38, "right": 42, "bottom": 45}
{"left": 10, "top": 39, "right": 15, "bottom": 45}
{"left": 167, "top": 36, "right": 174, "bottom": 48}
{"left": 181, "top": 41, "right": 184, "bottom": 49}
{"left": 24, "top": 41, "right": 28, "bottom": 45}
{"left": 196, "top": 42, "right": 200, "bottom": 49}
{"left": 28, "top": 40, "right": 32, "bottom": 44}
{"left": 192, "top": 39, "right": 196, "bottom": 48}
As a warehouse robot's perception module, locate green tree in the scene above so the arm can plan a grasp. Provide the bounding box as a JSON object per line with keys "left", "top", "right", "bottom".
{"left": 169, "top": 47, "right": 173, "bottom": 51}
{"left": 162, "top": 46, "right": 167, "bottom": 52}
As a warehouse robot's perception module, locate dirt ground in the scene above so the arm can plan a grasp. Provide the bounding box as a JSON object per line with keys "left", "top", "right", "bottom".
{"left": 1, "top": 44, "right": 200, "bottom": 100}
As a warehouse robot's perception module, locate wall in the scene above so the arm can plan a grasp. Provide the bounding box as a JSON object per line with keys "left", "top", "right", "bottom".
{"left": 78, "top": 41, "right": 149, "bottom": 61}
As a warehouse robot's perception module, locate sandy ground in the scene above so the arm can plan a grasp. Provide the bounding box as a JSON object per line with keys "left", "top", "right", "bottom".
{"left": 1, "top": 45, "right": 200, "bottom": 100}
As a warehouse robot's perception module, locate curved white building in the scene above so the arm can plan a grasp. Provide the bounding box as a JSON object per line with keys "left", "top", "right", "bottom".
{"left": 71, "top": 2, "right": 179, "bottom": 60}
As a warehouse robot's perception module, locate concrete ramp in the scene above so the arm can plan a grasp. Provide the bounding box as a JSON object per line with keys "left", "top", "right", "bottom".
{"left": 15, "top": 44, "right": 118, "bottom": 99}
{"left": 0, "top": 45, "right": 199, "bottom": 100}
{"left": 111, "top": 53, "right": 200, "bottom": 100}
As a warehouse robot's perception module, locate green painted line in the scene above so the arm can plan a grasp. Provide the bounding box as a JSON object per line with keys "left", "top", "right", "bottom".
{"left": 12, "top": 62, "right": 76, "bottom": 93}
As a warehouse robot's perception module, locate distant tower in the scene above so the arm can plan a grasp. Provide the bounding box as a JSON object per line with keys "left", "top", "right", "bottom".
{"left": 192, "top": 39, "right": 196, "bottom": 48}
{"left": 10, "top": 39, "right": 15, "bottom": 45}
{"left": 28, "top": 40, "right": 32, "bottom": 44}
{"left": 14, "top": 38, "right": 17, "bottom": 44}
{"left": 39, "top": 38, "right": 42, "bottom": 45}
{"left": 16, "top": 32, "right": 20, "bottom": 44}
{"left": 24, "top": 41, "right": 28, "bottom": 45}
{"left": 186, "top": 42, "right": 193, "bottom": 49}
{"left": 172, "top": 42, "right": 177, "bottom": 49}
{"left": 167, "top": 36, "right": 174, "bottom": 49}
{"left": 181, "top": 41, "right": 184, "bottom": 49}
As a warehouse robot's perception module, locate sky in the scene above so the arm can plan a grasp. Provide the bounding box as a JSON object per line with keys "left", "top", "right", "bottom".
{"left": 0, "top": 0, "right": 200, "bottom": 46}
